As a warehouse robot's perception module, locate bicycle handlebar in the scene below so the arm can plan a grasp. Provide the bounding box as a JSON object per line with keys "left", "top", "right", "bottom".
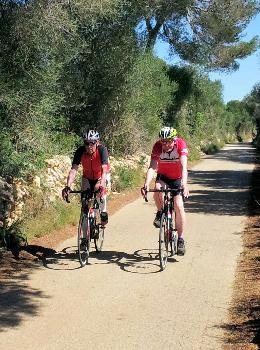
{"left": 66, "top": 188, "right": 102, "bottom": 203}
{"left": 146, "top": 189, "right": 182, "bottom": 193}
{"left": 141, "top": 187, "right": 183, "bottom": 203}
{"left": 69, "top": 189, "right": 101, "bottom": 194}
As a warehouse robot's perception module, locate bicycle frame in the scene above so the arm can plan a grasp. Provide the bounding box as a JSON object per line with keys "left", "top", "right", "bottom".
{"left": 144, "top": 188, "right": 180, "bottom": 232}
{"left": 142, "top": 187, "right": 182, "bottom": 270}
{"left": 67, "top": 189, "right": 105, "bottom": 266}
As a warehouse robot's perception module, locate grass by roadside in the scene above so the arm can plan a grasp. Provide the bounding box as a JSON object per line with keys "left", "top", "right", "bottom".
{"left": 14, "top": 164, "right": 145, "bottom": 241}
{"left": 0, "top": 186, "right": 142, "bottom": 280}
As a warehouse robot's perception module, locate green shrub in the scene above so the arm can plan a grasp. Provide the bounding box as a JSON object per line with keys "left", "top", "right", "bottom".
{"left": 201, "top": 142, "right": 223, "bottom": 155}
{"left": 21, "top": 199, "right": 80, "bottom": 240}
{"left": 188, "top": 147, "right": 201, "bottom": 162}
{"left": 112, "top": 165, "right": 144, "bottom": 192}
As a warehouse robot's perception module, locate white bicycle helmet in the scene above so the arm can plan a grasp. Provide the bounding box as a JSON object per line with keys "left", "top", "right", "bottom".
{"left": 83, "top": 129, "right": 100, "bottom": 141}
{"left": 159, "top": 126, "right": 177, "bottom": 140}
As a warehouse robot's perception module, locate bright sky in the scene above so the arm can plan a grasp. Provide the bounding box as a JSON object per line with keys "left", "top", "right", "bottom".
{"left": 154, "top": 13, "right": 260, "bottom": 104}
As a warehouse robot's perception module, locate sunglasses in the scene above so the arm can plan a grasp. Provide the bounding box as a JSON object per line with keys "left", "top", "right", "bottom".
{"left": 84, "top": 141, "right": 97, "bottom": 146}
{"left": 161, "top": 139, "right": 173, "bottom": 144}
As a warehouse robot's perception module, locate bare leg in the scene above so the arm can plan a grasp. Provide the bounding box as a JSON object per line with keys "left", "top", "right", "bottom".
{"left": 153, "top": 180, "right": 166, "bottom": 211}
{"left": 174, "top": 194, "right": 186, "bottom": 237}
{"left": 93, "top": 180, "right": 107, "bottom": 212}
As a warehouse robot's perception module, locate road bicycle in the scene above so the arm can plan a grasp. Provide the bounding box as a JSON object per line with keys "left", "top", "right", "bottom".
{"left": 66, "top": 189, "right": 105, "bottom": 267}
{"left": 142, "top": 188, "right": 181, "bottom": 271}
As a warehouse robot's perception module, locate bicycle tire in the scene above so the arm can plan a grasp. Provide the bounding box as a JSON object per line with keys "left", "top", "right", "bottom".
{"left": 78, "top": 213, "right": 90, "bottom": 267}
{"left": 159, "top": 212, "right": 169, "bottom": 270}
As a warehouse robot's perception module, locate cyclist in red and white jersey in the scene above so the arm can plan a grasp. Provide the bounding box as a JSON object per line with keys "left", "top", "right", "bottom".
{"left": 143, "top": 127, "right": 189, "bottom": 255}
{"left": 62, "top": 129, "right": 109, "bottom": 226}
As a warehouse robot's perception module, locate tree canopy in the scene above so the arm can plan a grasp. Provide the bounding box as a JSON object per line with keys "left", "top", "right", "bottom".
{"left": 136, "top": 0, "right": 260, "bottom": 70}
{"left": 0, "top": 0, "right": 258, "bottom": 177}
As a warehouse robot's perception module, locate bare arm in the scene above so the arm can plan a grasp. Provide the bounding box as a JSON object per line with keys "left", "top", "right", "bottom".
{"left": 180, "top": 155, "right": 189, "bottom": 197}
{"left": 66, "top": 164, "right": 79, "bottom": 188}
{"left": 101, "top": 164, "right": 107, "bottom": 188}
{"left": 144, "top": 158, "right": 158, "bottom": 190}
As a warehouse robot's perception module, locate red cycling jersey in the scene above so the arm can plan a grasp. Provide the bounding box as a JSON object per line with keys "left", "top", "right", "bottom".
{"left": 72, "top": 145, "right": 109, "bottom": 180}
{"left": 151, "top": 137, "right": 188, "bottom": 180}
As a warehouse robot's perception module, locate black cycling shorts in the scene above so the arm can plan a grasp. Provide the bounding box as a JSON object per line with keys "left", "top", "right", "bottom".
{"left": 156, "top": 174, "right": 182, "bottom": 192}
{"left": 87, "top": 179, "right": 100, "bottom": 192}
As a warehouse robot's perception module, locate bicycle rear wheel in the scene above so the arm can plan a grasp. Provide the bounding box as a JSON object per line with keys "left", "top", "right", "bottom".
{"left": 159, "top": 213, "right": 169, "bottom": 270}
{"left": 94, "top": 210, "right": 104, "bottom": 252}
{"left": 78, "top": 213, "right": 90, "bottom": 267}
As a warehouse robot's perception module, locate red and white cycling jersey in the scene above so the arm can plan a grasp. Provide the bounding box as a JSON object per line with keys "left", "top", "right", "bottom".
{"left": 151, "top": 137, "right": 188, "bottom": 180}
{"left": 72, "top": 145, "right": 109, "bottom": 180}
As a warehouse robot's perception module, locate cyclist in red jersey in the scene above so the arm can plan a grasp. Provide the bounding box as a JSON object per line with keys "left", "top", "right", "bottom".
{"left": 62, "top": 129, "right": 109, "bottom": 226}
{"left": 143, "top": 127, "right": 189, "bottom": 255}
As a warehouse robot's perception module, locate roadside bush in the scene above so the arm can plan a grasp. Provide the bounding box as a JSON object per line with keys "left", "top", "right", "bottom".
{"left": 105, "top": 53, "right": 176, "bottom": 155}
{"left": 112, "top": 165, "right": 144, "bottom": 192}
{"left": 21, "top": 198, "right": 80, "bottom": 239}
{"left": 201, "top": 142, "right": 222, "bottom": 155}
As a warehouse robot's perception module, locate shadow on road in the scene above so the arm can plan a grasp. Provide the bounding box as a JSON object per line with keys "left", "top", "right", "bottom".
{"left": 0, "top": 250, "right": 48, "bottom": 332}
{"left": 202, "top": 143, "right": 256, "bottom": 165}
{"left": 91, "top": 249, "right": 177, "bottom": 274}
{"left": 91, "top": 249, "right": 178, "bottom": 273}
{"left": 186, "top": 143, "right": 256, "bottom": 217}
{"left": 186, "top": 169, "right": 252, "bottom": 216}
{"left": 28, "top": 244, "right": 179, "bottom": 274}
{"left": 23, "top": 245, "right": 81, "bottom": 271}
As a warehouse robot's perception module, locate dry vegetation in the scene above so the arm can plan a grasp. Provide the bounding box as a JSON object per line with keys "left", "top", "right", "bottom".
{"left": 222, "top": 162, "right": 260, "bottom": 350}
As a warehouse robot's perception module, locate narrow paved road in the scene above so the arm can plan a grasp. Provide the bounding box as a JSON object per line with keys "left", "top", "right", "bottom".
{"left": 1, "top": 143, "right": 256, "bottom": 350}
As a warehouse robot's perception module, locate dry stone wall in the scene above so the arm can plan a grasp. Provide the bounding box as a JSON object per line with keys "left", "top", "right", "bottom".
{"left": 0, "top": 154, "right": 149, "bottom": 227}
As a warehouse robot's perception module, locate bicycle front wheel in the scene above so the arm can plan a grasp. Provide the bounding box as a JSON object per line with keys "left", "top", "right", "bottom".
{"left": 78, "top": 213, "right": 90, "bottom": 267}
{"left": 159, "top": 212, "right": 169, "bottom": 270}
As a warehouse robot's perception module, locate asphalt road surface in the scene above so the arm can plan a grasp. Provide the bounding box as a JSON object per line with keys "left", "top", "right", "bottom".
{"left": 1, "top": 143, "right": 256, "bottom": 350}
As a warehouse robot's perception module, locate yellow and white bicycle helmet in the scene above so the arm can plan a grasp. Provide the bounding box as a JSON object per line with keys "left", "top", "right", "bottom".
{"left": 159, "top": 127, "right": 177, "bottom": 140}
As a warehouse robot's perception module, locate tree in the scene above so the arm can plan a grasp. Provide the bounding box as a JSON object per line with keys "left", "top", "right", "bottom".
{"left": 103, "top": 53, "right": 176, "bottom": 154}
{"left": 136, "top": 0, "right": 259, "bottom": 70}
{"left": 0, "top": 0, "right": 141, "bottom": 175}
{"left": 226, "top": 100, "right": 255, "bottom": 141}
{"left": 244, "top": 82, "right": 260, "bottom": 131}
